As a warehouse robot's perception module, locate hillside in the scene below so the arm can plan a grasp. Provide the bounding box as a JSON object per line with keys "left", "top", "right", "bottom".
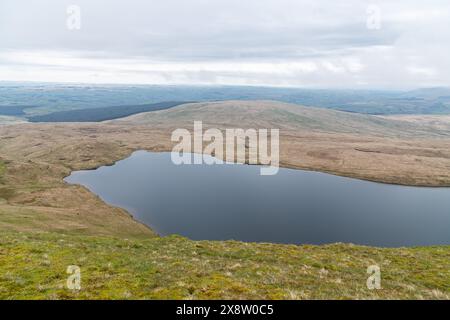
{"left": 0, "top": 100, "right": 450, "bottom": 299}
{"left": 115, "top": 100, "right": 450, "bottom": 138}
{"left": 1, "top": 232, "right": 449, "bottom": 299}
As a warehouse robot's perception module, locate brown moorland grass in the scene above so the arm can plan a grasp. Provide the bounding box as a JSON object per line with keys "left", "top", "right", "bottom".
{"left": 0, "top": 101, "right": 449, "bottom": 299}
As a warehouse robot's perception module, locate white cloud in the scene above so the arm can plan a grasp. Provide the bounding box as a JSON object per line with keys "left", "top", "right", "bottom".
{"left": 0, "top": 0, "right": 449, "bottom": 88}
{"left": 407, "top": 66, "right": 437, "bottom": 77}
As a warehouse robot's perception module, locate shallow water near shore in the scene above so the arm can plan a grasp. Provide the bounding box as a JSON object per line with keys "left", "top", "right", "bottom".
{"left": 65, "top": 151, "right": 450, "bottom": 247}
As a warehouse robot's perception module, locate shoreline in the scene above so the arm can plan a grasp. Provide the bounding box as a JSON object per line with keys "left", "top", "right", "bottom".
{"left": 1, "top": 113, "right": 450, "bottom": 243}
{"left": 63, "top": 149, "right": 450, "bottom": 249}
{"left": 65, "top": 148, "right": 450, "bottom": 188}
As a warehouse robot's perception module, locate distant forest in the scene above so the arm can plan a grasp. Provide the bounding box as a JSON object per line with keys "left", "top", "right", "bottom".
{"left": 27, "top": 101, "right": 189, "bottom": 122}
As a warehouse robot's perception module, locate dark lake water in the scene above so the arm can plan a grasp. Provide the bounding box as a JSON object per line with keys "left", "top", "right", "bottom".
{"left": 65, "top": 151, "right": 450, "bottom": 247}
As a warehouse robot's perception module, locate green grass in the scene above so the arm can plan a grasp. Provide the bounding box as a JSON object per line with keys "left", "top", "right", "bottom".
{"left": 0, "top": 188, "right": 14, "bottom": 201}
{"left": 0, "top": 232, "right": 448, "bottom": 300}
{"left": 0, "top": 161, "right": 14, "bottom": 200}
{"left": 0, "top": 160, "right": 5, "bottom": 182}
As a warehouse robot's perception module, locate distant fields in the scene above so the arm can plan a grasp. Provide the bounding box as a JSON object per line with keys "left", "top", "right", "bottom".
{"left": 0, "top": 105, "right": 39, "bottom": 116}
{"left": 2, "top": 83, "right": 450, "bottom": 123}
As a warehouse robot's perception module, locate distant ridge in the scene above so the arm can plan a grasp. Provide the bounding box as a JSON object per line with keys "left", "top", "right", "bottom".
{"left": 27, "top": 101, "right": 191, "bottom": 122}
{"left": 116, "top": 100, "right": 450, "bottom": 138}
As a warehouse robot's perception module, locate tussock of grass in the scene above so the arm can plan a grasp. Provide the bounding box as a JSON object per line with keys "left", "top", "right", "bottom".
{"left": 0, "top": 161, "right": 14, "bottom": 200}
{"left": 0, "top": 232, "right": 448, "bottom": 300}
{"left": 0, "top": 160, "right": 5, "bottom": 183}
{"left": 0, "top": 188, "right": 14, "bottom": 200}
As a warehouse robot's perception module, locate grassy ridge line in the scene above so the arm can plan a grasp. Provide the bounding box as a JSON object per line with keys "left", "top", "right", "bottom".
{"left": 27, "top": 101, "right": 192, "bottom": 123}
{"left": 0, "top": 232, "right": 448, "bottom": 300}
{"left": 117, "top": 100, "right": 450, "bottom": 138}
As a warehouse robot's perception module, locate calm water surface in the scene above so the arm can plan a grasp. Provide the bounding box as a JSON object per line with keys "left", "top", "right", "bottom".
{"left": 65, "top": 151, "right": 450, "bottom": 247}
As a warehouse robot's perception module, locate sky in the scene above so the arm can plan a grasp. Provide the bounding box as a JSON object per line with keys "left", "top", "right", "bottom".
{"left": 0, "top": 0, "right": 449, "bottom": 88}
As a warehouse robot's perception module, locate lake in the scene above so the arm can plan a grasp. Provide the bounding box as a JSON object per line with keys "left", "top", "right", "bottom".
{"left": 65, "top": 151, "right": 450, "bottom": 247}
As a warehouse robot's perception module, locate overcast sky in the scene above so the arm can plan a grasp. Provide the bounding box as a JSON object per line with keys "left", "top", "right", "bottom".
{"left": 0, "top": 0, "right": 449, "bottom": 88}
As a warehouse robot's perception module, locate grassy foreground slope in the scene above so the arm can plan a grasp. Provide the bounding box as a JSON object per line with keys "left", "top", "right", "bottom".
{"left": 0, "top": 100, "right": 450, "bottom": 299}
{"left": 1, "top": 232, "right": 449, "bottom": 299}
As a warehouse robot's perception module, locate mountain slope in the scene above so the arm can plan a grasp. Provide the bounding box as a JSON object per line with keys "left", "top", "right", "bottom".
{"left": 1, "top": 231, "right": 449, "bottom": 299}
{"left": 115, "top": 100, "right": 450, "bottom": 138}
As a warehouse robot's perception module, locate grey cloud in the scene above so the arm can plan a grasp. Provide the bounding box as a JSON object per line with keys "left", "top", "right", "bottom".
{"left": 0, "top": 0, "right": 449, "bottom": 87}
